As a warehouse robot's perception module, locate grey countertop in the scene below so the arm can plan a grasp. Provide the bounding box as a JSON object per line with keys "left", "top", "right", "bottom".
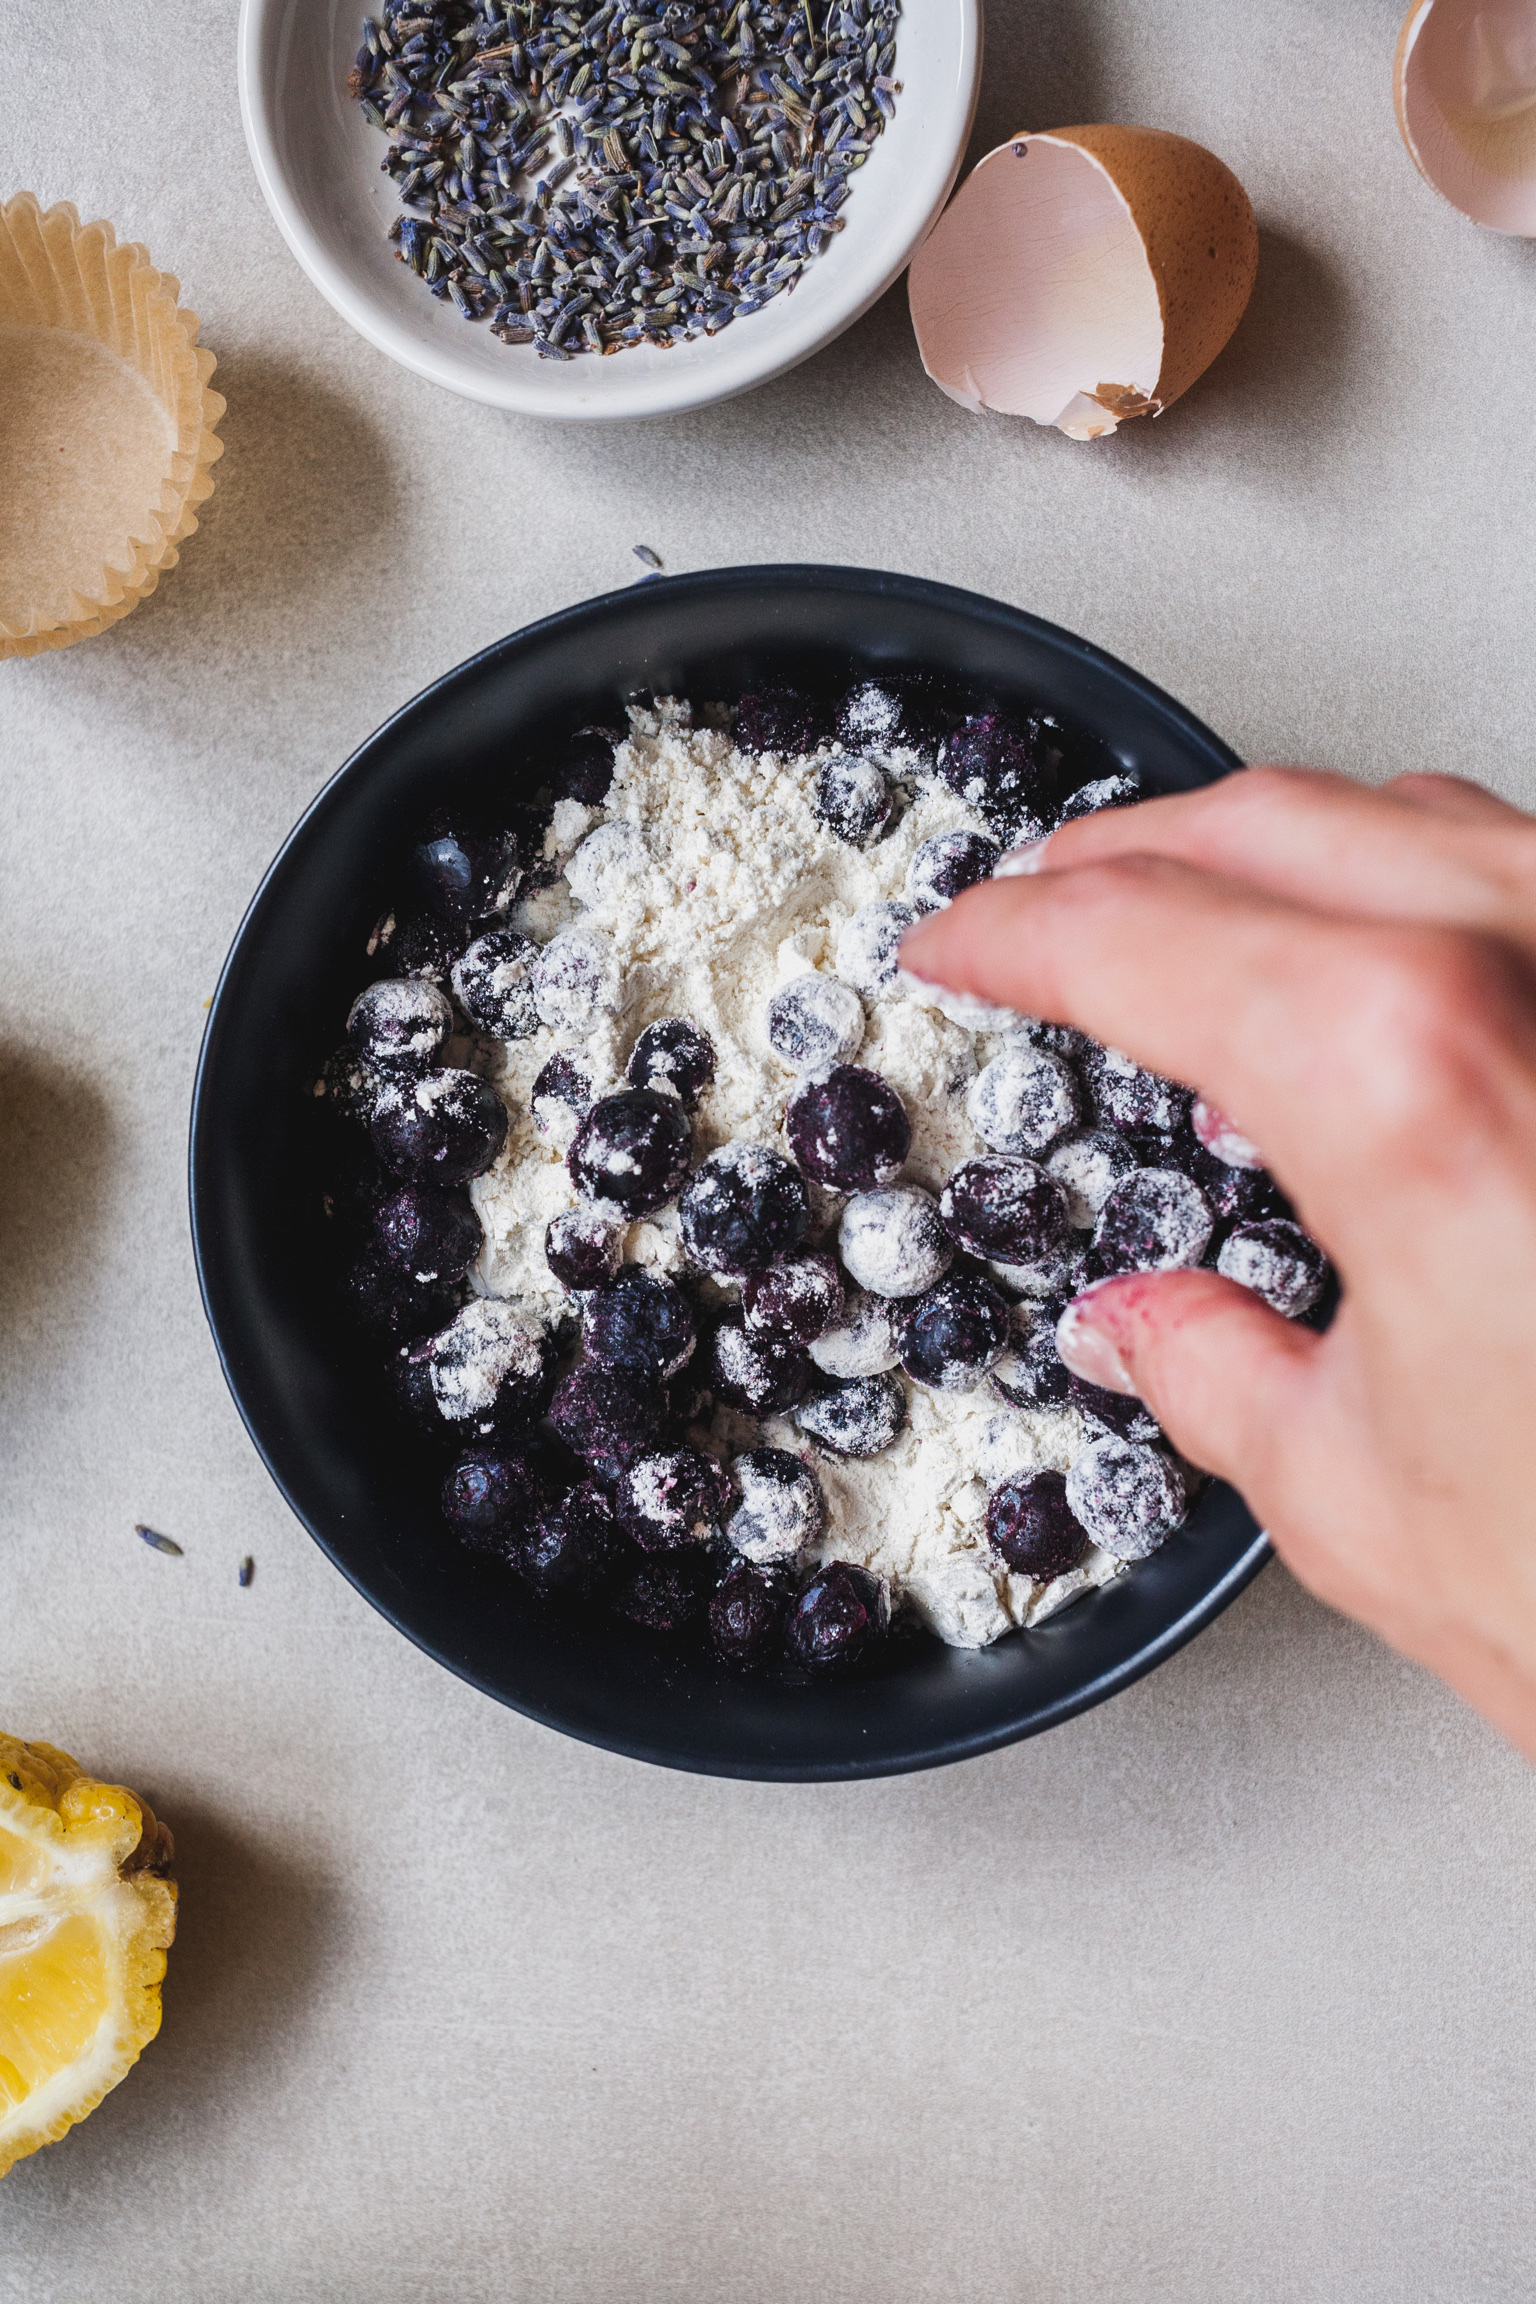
{"left": 4, "top": 1, "right": 1534, "bottom": 2297}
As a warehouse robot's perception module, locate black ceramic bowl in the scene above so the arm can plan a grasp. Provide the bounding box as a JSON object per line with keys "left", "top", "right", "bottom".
{"left": 191, "top": 565, "right": 1267, "bottom": 1780}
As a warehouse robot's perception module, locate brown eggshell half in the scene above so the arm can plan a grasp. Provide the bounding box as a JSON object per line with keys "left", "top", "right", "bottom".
{"left": 1395, "top": 0, "right": 1536, "bottom": 234}
{"left": 907, "top": 126, "right": 1258, "bottom": 440}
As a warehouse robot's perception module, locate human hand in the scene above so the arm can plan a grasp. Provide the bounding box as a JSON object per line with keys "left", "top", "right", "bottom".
{"left": 900, "top": 766, "right": 1536, "bottom": 1760}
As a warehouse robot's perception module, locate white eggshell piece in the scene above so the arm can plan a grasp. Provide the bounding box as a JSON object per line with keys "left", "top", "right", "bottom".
{"left": 909, "top": 137, "right": 1162, "bottom": 434}
{"left": 1395, "top": 0, "right": 1536, "bottom": 234}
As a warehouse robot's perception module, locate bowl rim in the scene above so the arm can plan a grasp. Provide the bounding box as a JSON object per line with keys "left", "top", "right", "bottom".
{"left": 189, "top": 564, "right": 1271, "bottom": 1779}
{"left": 235, "top": 0, "right": 984, "bottom": 420}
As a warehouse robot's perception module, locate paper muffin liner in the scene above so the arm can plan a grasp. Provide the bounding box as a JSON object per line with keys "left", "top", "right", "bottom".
{"left": 0, "top": 193, "right": 225, "bottom": 661}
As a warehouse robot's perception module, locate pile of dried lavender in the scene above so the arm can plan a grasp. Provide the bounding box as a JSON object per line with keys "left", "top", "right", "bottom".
{"left": 349, "top": 0, "right": 900, "bottom": 357}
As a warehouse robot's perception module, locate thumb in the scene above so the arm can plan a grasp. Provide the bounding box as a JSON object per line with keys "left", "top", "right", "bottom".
{"left": 1056, "top": 1269, "right": 1321, "bottom": 1494}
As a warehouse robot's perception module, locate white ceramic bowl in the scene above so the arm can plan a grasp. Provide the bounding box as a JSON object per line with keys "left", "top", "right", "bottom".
{"left": 237, "top": 0, "right": 982, "bottom": 420}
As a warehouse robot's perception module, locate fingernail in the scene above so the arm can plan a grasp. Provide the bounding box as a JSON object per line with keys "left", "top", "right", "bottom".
{"left": 1056, "top": 1286, "right": 1136, "bottom": 1393}
{"left": 994, "top": 838, "right": 1049, "bottom": 879}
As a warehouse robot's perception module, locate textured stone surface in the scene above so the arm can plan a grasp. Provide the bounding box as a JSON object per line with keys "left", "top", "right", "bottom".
{"left": 3, "top": 2, "right": 1535, "bottom": 2296}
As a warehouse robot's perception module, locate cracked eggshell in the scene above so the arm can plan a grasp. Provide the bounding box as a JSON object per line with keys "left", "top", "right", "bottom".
{"left": 907, "top": 126, "right": 1258, "bottom": 440}
{"left": 1395, "top": 0, "right": 1536, "bottom": 233}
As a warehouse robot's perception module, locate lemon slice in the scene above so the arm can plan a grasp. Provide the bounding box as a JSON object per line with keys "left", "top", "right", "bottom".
{"left": 0, "top": 1734, "right": 176, "bottom": 2178}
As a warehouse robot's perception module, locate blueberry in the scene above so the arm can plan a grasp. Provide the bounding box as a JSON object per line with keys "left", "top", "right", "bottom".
{"left": 370, "top": 1184, "right": 482, "bottom": 1282}
{"left": 552, "top": 723, "right": 623, "bottom": 805}
{"left": 1068, "top": 1372, "right": 1162, "bottom": 1443}
{"left": 1182, "top": 1139, "right": 1292, "bottom": 1227}
{"left": 967, "top": 1044, "right": 1080, "bottom": 1156}
{"left": 765, "top": 974, "right": 865, "bottom": 1072}
{"left": 704, "top": 1311, "right": 814, "bottom": 1415}
{"left": 895, "top": 1271, "right": 1010, "bottom": 1392}
{"left": 794, "top": 1371, "right": 907, "bottom": 1458}
{"left": 735, "top": 687, "right": 831, "bottom": 756}
{"left": 347, "top": 978, "right": 454, "bottom": 1073}
{"left": 785, "top": 1561, "right": 891, "bottom": 1671}
{"left": 319, "top": 1044, "right": 387, "bottom": 1128}
{"left": 1045, "top": 1129, "right": 1141, "bottom": 1228}
{"left": 990, "top": 1304, "right": 1071, "bottom": 1409}
{"left": 838, "top": 1186, "right": 953, "bottom": 1298}
{"left": 521, "top": 1480, "right": 622, "bottom": 1597}
{"left": 1065, "top": 1436, "right": 1187, "bottom": 1561}
{"left": 1094, "top": 1169, "right": 1213, "bottom": 1273}
{"left": 742, "top": 1250, "right": 844, "bottom": 1345}
{"left": 549, "top": 1360, "right": 668, "bottom": 1480}
{"left": 627, "top": 1017, "right": 717, "bottom": 1109}
{"left": 442, "top": 1445, "right": 545, "bottom": 1558}
{"left": 531, "top": 926, "right": 619, "bottom": 1034}
{"left": 936, "top": 711, "right": 1057, "bottom": 841}
{"left": 617, "top": 1446, "right": 731, "bottom": 1550}
{"left": 344, "top": 1250, "right": 460, "bottom": 1341}
{"left": 583, "top": 1267, "right": 696, "bottom": 1379}
{"left": 566, "top": 820, "right": 648, "bottom": 911}
{"left": 939, "top": 1154, "right": 1069, "bottom": 1264}
{"left": 421, "top": 1298, "right": 557, "bottom": 1437}
{"left": 452, "top": 929, "right": 540, "bottom": 1039}
{"left": 612, "top": 1554, "right": 705, "bottom": 1634}
{"left": 386, "top": 911, "right": 467, "bottom": 990}
{"left": 369, "top": 1068, "right": 508, "bottom": 1186}
{"left": 985, "top": 1470, "right": 1088, "bottom": 1580}
{"left": 834, "top": 677, "right": 931, "bottom": 752}
{"left": 987, "top": 1235, "right": 1089, "bottom": 1308}
{"left": 1081, "top": 1044, "right": 1193, "bottom": 1137}
{"left": 835, "top": 900, "right": 915, "bottom": 998}
{"left": 786, "top": 1065, "right": 911, "bottom": 1193}
{"left": 815, "top": 755, "right": 893, "bottom": 847}
{"left": 1217, "top": 1219, "right": 1328, "bottom": 1318}
{"left": 710, "top": 1562, "right": 791, "bottom": 1672}
{"left": 678, "top": 1142, "right": 809, "bottom": 1276}
{"left": 906, "top": 829, "right": 1000, "bottom": 913}
{"left": 808, "top": 1284, "right": 899, "bottom": 1378}
{"left": 544, "top": 1205, "right": 624, "bottom": 1292}
{"left": 531, "top": 1052, "right": 595, "bottom": 1143}
{"left": 568, "top": 1089, "right": 692, "bottom": 1216}
{"left": 1056, "top": 771, "right": 1142, "bottom": 826}
{"left": 725, "top": 1447, "right": 827, "bottom": 1564}
{"left": 409, "top": 825, "right": 521, "bottom": 921}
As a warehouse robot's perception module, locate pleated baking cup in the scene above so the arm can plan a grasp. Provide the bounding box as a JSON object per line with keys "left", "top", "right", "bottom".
{"left": 0, "top": 194, "right": 225, "bottom": 661}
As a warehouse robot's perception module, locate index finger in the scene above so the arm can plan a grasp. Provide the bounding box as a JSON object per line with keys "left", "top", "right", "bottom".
{"left": 1026, "top": 766, "right": 1536, "bottom": 949}
{"left": 899, "top": 853, "right": 1536, "bottom": 1252}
